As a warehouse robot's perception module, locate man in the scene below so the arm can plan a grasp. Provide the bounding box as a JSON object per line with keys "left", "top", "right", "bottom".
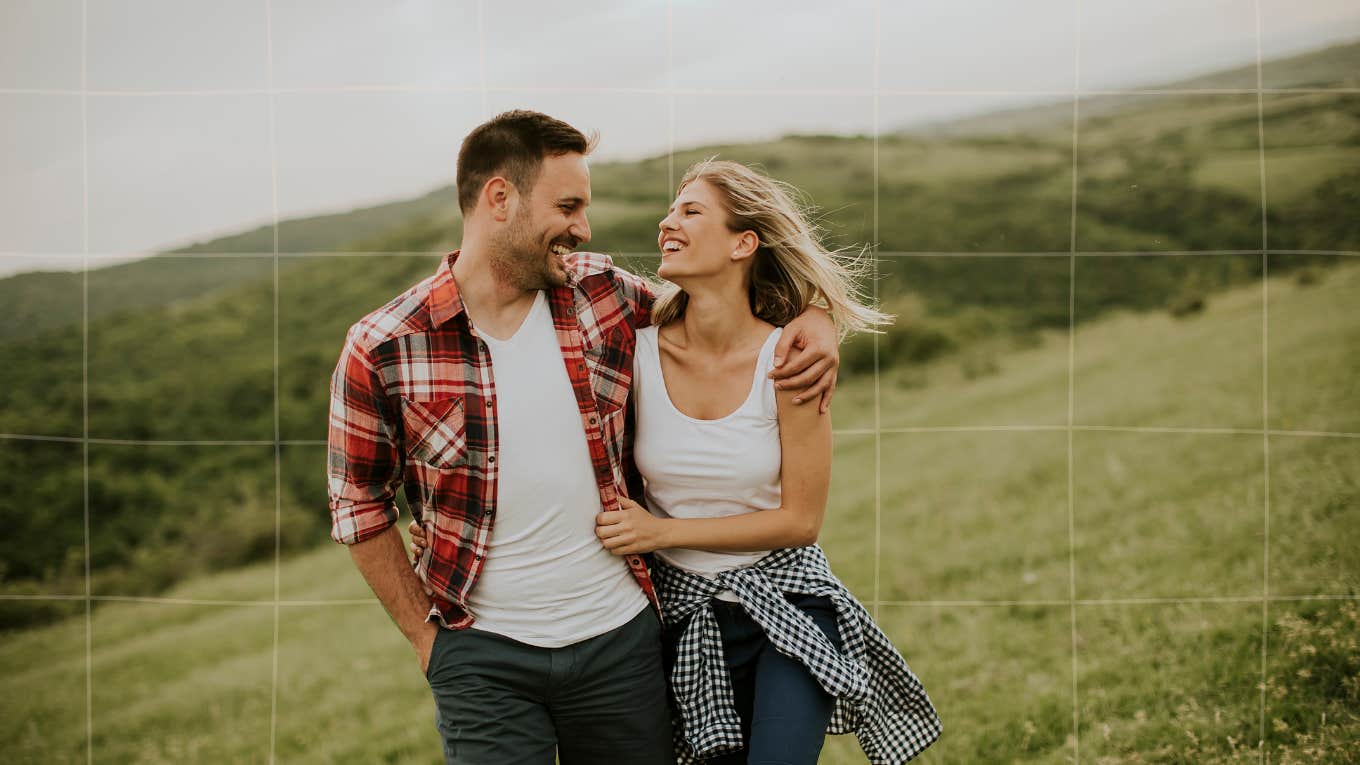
{"left": 327, "top": 110, "right": 840, "bottom": 764}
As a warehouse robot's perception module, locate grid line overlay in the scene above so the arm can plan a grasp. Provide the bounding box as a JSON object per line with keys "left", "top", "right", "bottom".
{"left": 265, "top": 0, "right": 283, "bottom": 760}
{"left": 1253, "top": 1, "right": 1272, "bottom": 760}
{"left": 5, "top": 251, "right": 1354, "bottom": 264}
{"left": 1067, "top": 0, "right": 1084, "bottom": 759}
{"left": 871, "top": 0, "right": 883, "bottom": 625}
{"left": 6, "top": 425, "right": 1359, "bottom": 447}
{"left": 5, "top": 86, "right": 1358, "bottom": 97}
{"left": 79, "top": 2, "right": 92, "bottom": 763}
{"left": 7, "top": 6, "right": 1354, "bottom": 765}
{"left": 7, "top": 592, "right": 1357, "bottom": 608}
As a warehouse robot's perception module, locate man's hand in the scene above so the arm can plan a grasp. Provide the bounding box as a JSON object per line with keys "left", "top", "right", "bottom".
{"left": 771, "top": 305, "right": 840, "bottom": 413}
{"left": 595, "top": 497, "right": 669, "bottom": 555}
{"left": 346, "top": 525, "right": 439, "bottom": 678}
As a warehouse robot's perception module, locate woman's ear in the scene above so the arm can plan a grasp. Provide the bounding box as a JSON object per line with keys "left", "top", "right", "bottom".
{"left": 731, "top": 230, "right": 760, "bottom": 262}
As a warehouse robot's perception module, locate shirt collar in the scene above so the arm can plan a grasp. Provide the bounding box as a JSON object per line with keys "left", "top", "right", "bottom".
{"left": 428, "top": 248, "right": 578, "bottom": 329}
{"left": 428, "top": 250, "right": 466, "bottom": 329}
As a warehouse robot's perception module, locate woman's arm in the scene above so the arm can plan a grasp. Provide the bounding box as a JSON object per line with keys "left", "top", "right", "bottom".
{"left": 595, "top": 386, "right": 833, "bottom": 555}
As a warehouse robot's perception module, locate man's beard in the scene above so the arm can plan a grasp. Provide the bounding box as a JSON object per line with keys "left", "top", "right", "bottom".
{"left": 490, "top": 207, "right": 571, "bottom": 291}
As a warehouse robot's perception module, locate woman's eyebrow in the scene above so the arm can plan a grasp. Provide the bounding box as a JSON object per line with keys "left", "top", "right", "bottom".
{"left": 667, "top": 200, "right": 707, "bottom": 214}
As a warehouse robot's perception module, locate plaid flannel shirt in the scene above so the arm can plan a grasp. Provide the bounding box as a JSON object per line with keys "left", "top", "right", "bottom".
{"left": 327, "top": 250, "right": 658, "bottom": 628}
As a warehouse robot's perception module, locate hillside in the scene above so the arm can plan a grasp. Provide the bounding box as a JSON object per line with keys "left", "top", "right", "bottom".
{"left": 2, "top": 40, "right": 1357, "bottom": 619}
{"left": 4, "top": 262, "right": 1356, "bottom": 763}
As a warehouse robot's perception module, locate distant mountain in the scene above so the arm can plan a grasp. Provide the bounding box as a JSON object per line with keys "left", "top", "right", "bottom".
{"left": 904, "top": 39, "right": 1360, "bottom": 139}
{"left": 3, "top": 40, "right": 1356, "bottom": 345}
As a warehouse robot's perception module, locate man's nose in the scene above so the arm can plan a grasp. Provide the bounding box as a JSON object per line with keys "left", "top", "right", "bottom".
{"left": 572, "top": 213, "right": 591, "bottom": 244}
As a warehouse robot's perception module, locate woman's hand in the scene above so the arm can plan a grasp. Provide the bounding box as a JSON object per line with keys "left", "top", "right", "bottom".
{"left": 407, "top": 520, "right": 428, "bottom": 562}
{"left": 595, "top": 496, "right": 670, "bottom": 555}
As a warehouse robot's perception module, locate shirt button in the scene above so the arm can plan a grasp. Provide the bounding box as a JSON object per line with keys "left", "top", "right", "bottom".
{"left": 577, "top": 363, "right": 586, "bottom": 372}
{"left": 487, "top": 455, "right": 496, "bottom": 463}
{"left": 485, "top": 401, "right": 493, "bottom": 409}
{"left": 589, "top": 415, "right": 599, "bottom": 426}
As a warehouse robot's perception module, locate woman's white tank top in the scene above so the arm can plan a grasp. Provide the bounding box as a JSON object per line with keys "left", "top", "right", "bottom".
{"left": 632, "top": 325, "right": 783, "bottom": 591}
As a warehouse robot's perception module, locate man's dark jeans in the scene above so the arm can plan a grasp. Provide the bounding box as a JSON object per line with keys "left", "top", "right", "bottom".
{"left": 425, "top": 607, "right": 674, "bottom": 765}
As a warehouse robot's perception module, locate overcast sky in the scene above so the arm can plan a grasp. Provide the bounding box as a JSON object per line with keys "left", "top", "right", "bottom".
{"left": 2, "top": 0, "right": 1358, "bottom": 278}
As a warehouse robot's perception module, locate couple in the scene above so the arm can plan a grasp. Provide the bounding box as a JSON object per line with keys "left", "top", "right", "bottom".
{"left": 327, "top": 110, "right": 940, "bottom": 764}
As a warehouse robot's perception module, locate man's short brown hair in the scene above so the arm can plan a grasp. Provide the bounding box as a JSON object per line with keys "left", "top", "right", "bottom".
{"left": 456, "top": 110, "right": 596, "bottom": 214}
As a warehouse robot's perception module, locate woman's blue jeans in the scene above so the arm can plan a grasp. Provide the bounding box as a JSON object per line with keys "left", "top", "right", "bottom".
{"left": 664, "top": 593, "right": 843, "bottom": 765}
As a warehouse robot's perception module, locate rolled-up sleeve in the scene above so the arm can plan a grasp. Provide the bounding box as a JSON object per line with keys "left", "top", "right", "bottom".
{"left": 327, "top": 327, "right": 402, "bottom": 544}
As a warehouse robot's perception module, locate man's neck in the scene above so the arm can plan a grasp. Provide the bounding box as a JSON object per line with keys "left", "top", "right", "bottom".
{"left": 451, "top": 243, "right": 539, "bottom": 341}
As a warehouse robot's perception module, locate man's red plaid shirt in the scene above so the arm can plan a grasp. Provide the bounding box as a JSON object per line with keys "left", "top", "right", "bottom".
{"left": 327, "top": 250, "right": 657, "bottom": 628}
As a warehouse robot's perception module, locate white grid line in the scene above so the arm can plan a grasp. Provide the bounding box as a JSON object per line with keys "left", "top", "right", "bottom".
{"left": 1067, "top": 1, "right": 1083, "bottom": 760}
{"left": 264, "top": 0, "right": 283, "bottom": 760}
{"left": 872, "top": 0, "right": 883, "bottom": 624}
{"left": 1254, "top": 3, "right": 1272, "bottom": 760}
{"left": 9, "top": 10, "right": 1352, "bottom": 764}
{"left": 10, "top": 249, "right": 1356, "bottom": 262}
{"left": 79, "top": 2, "right": 92, "bottom": 762}
{"left": 476, "top": 0, "right": 488, "bottom": 120}
{"left": 666, "top": 0, "right": 674, "bottom": 195}
{"left": 8, "top": 593, "right": 1355, "bottom": 608}
{"left": 5, "top": 86, "right": 1357, "bottom": 98}
{"left": 7, "top": 426, "right": 1359, "bottom": 446}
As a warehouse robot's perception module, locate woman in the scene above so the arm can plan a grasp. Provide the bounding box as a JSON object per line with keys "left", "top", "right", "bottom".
{"left": 415, "top": 159, "right": 940, "bottom": 764}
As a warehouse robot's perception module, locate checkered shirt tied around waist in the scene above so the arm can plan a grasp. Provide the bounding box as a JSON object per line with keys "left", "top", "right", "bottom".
{"left": 654, "top": 545, "right": 942, "bottom": 764}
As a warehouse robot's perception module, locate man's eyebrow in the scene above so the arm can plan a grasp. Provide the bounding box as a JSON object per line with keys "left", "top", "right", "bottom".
{"left": 557, "top": 196, "right": 589, "bottom": 206}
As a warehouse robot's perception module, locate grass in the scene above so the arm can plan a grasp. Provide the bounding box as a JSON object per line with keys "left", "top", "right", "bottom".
{"left": 4, "top": 260, "right": 1356, "bottom": 763}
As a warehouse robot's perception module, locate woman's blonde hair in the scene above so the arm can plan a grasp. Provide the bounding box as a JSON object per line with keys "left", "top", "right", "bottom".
{"left": 651, "top": 158, "right": 891, "bottom": 339}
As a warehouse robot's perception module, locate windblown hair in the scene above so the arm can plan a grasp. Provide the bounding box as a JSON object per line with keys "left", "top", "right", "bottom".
{"left": 652, "top": 159, "right": 891, "bottom": 339}
{"left": 456, "top": 110, "right": 598, "bottom": 214}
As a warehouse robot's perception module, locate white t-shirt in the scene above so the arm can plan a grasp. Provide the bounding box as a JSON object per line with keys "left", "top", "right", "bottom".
{"left": 465, "top": 291, "right": 648, "bottom": 647}
{"left": 633, "top": 325, "right": 784, "bottom": 600}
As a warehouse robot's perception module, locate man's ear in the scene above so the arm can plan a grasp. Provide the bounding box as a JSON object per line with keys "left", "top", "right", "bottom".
{"left": 483, "top": 177, "right": 515, "bottom": 223}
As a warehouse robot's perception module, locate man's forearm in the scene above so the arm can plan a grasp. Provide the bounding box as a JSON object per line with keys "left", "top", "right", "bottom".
{"left": 348, "top": 524, "right": 434, "bottom": 643}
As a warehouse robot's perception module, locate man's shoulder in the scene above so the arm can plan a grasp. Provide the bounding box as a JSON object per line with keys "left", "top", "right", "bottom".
{"left": 344, "top": 273, "right": 437, "bottom": 354}
{"left": 565, "top": 251, "right": 648, "bottom": 294}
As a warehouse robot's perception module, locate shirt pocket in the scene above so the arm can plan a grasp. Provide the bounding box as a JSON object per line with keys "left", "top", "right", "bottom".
{"left": 584, "top": 326, "right": 633, "bottom": 416}
{"left": 399, "top": 395, "right": 467, "bottom": 470}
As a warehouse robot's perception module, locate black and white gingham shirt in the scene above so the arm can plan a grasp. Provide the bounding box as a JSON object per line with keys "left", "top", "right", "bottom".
{"left": 654, "top": 545, "right": 942, "bottom": 764}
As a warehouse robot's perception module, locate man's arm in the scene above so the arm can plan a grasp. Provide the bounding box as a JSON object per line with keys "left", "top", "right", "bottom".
{"left": 771, "top": 306, "right": 840, "bottom": 413}
{"left": 327, "top": 328, "right": 435, "bottom": 671}
{"left": 349, "top": 526, "right": 440, "bottom": 673}
{"left": 611, "top": 264, "right": 840, "bottom": 410}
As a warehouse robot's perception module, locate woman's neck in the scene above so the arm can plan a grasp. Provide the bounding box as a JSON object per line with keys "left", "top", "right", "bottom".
{"left": 671, "top": 283, "right": 763, "bottom": 355}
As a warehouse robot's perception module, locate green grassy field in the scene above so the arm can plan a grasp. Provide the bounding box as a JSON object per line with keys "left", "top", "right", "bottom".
{"left": 5, "top": 260, "right": 1355, "bottom": 763}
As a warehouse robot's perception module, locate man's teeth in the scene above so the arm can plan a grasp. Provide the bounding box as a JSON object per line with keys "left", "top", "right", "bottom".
{"left": 551, "top": 244, "right": 571, "bottom": 256}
